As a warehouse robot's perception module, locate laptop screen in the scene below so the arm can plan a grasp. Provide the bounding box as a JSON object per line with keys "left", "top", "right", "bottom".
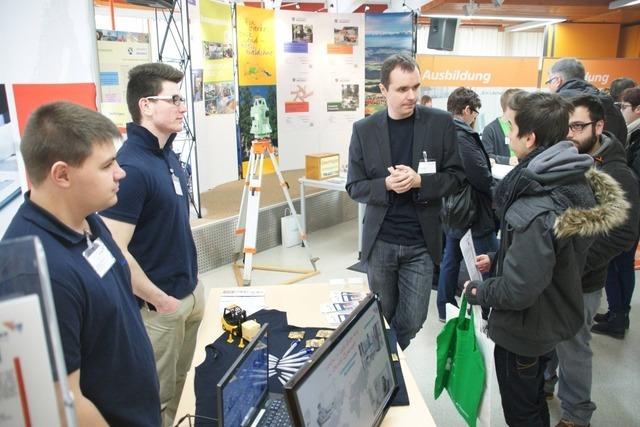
{"left": 285, "top": 294, "right": 398, "bottom": 427}
{"left": 217, "top": 324, "right": 269, "bottom": 427}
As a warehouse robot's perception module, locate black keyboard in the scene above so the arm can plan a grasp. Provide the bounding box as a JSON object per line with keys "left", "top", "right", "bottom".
{"left": 257, "top": 399, "right": 291, "bottom": 427}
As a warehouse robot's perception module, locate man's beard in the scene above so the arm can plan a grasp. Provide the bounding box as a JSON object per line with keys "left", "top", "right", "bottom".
{"left": 574, "top": 127, "right": 598, "bottom": 154}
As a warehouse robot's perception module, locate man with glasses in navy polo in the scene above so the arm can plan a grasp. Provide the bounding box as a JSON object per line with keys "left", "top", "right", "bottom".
{"left": 101, "top": 63, "right": 204, "bottom": 427}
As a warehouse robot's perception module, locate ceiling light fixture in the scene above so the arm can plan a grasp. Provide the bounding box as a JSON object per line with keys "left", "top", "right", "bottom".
{"left": 505, "top": 18, "right": 566, "bottom": 32}
{"left": 364, "top": 5, "right": 370, "bottom": 11}
{"left": 609, "top": 0, "right": 640, "bottom": 9}
{"left": 423, "top": 14, "right": 567, "bottom": 22}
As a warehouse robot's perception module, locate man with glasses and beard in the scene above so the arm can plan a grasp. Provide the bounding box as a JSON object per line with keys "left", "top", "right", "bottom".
{"left": 544, "top": 94, "right": 639, "bottom": 427}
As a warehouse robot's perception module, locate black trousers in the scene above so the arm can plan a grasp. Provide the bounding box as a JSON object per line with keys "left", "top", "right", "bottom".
{"left": 494, "top": 344, "right": 552, "bottom": 427}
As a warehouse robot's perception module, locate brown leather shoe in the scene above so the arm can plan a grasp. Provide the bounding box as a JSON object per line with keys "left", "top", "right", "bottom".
{"left": 555, "top": 419, "right": 590, "bottom": 427}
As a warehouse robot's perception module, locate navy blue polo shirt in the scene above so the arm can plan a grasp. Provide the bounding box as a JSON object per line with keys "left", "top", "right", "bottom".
{"left": 101, "top": 122, "right": 198, "bottom": 301}
{"left": 3, "top": 194, "right": 161, "bottom": 426}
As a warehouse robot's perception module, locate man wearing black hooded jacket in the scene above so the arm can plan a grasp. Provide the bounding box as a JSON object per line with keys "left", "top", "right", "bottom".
{"left": 544, "top": 95, "right": 639, "bottom": 427}
{"left": 463, "top": 92, "right": 628, "bottom": 427}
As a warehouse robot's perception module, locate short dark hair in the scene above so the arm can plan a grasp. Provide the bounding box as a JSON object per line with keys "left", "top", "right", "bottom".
{"left": 127, "top": 62, "right": 183, "bottom": 123}
{"left": 506, "top": 90, "right": 529, "bottom": 112}
{"left": 500, "top": 88, "right": 525, "bottom": 112}
{"left": 380, "top": 54, "right": 418, "bottom": 89}
{"left": 622, "top": 87, "right": 640, "bottom": 109}
{"left": 550, "top": 57, "right": 586, "bottom": 81}
{"left": 610, "top": 77, "right": 636, "bottom": 102}
{"left": 513, "top": 92, "right": 573, "bottom": 149}
{"left": 447, "top": 87, "right": 481, "bottom": 115}
{"left": 421, "top": 94, "right": 432, "bottom": 104}
{"left": 21, "top": 102, "right": 120, "bottom": 185}
{"left": 571, "top": 94, "right": 604, "bottom": 123}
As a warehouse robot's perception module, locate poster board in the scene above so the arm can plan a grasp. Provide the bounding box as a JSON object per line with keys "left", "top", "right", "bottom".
{"left": 0, "top": 236, "right": 75, "bottom": 427}
{"left": 96, "top": 29, "right": 152, "bottom": 130}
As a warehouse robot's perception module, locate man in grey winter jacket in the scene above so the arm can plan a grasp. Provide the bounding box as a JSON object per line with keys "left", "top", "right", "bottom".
{"left": 464, "top": 92, "right": 627, "bottom": 426}
{"left": 544, "top": 95, "right": 639, "bottom": 427}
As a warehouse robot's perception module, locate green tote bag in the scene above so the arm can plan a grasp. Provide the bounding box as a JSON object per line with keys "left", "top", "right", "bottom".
{"left": 434, "top": 295, "right": 486, "bottom": 427}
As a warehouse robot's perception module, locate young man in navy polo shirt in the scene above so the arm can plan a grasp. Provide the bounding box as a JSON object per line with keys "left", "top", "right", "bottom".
{"left": 3, "top": 102, "right": 161, "bottom": 426}
{"left": 101, "top": 62, "right": 204, "bottom": 427}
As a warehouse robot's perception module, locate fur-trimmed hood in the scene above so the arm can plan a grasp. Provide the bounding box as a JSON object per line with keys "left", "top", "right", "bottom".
{"left": 500, "top": 141, "right": 628, "bottom": 241}
{"left": 554, "top": 167, "right": 630, "bottom": 239}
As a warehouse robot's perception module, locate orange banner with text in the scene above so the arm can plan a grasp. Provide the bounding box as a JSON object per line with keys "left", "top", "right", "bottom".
{"left": 417, "top": 55, "right": 540, "bottom": 88}
{"left": 541, "top": 58, "right": 640, "bottom": 89}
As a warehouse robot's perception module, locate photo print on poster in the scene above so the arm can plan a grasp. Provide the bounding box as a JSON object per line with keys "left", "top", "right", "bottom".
{"left": 291, "top": 24, "right": 313, "bottom": 43}
{"left": 203, "top": 41, "right": 234, "bottom": 60}
{"left": 238, "top": 85, "right": 278, "bottom": 162}
{"left": 192, "top": 69, "right": 203, "bottom": 102}
{"left": 204, "top": 81, "right": 236, "bottom": 115}
{"left": 285, "top": 80, "right": 313, "bottom": 113}
{"left": 334, "top": 26, "right": 359, "bottom": 45}
{"left": 364, "top": 13, "right": 413, "bottom": 116}
{"left": 327, "top": 84, "right": 359, "bottom": 112}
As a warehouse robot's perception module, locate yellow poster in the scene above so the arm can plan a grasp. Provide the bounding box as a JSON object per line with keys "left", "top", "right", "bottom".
{"left": 237, "top": 6, "right": 276, "bottom": 86}
{"left": 199, "top": 0, "right": 234, "bottom": 83}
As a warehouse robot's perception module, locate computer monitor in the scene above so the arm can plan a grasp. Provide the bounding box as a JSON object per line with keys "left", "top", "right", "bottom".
{"left": 217, "top": 323, "right": 270, "bottom": 427}
{"left": 284, "top": 294, "right": 398, "bottom": 427}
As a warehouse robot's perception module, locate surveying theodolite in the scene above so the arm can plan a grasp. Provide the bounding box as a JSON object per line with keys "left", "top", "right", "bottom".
{"left": 232, "top": 96, "right": 319, "bottom": 286}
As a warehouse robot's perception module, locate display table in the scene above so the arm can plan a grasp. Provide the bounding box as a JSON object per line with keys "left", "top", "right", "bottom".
{"left": 174, "top": 283, "right": 436, "bottom": 427}
{"left": 299, "top": 176, "right": 364, "bottom": 256}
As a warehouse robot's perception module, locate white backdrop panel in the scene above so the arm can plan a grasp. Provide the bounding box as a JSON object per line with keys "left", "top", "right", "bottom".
{"left": 276, "top": 11, "right": 365, "bottom": 172}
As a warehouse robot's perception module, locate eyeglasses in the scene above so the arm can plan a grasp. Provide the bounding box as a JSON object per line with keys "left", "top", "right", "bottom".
{"left": 615, "top": 102, "right": 632, "bottom": 110}
{"left": 145, "top": 94, "right": 186, "bottom": 106}
{"left": 471, "top": 108, "right": 479, "bottom": 115}
{"left": 568, "top": 121, "right": 597, "bottom": 133}
{"left": 544, "top": 76, "right": 559, "bottom": 85}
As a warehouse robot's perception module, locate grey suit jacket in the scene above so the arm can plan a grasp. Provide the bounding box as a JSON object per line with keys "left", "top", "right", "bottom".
{"left": 346, "top": 105, "right": 464, "bottom": 264}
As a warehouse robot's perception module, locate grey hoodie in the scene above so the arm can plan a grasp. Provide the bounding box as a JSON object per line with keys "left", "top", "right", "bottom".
{"left": 466, "top": 141, "right": 627, "bottom": 356}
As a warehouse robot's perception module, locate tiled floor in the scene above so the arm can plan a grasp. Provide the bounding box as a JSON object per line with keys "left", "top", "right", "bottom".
{"left": 199, "top": 219, "right": 640, "bottom": 426}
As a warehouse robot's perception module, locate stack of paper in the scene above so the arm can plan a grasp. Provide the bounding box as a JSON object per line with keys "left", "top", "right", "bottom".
{"left": 323, "top": 291, "right": 368, "bottom": 326}
{"left": 218, "top": 289, "right": 266, "bottom": 316}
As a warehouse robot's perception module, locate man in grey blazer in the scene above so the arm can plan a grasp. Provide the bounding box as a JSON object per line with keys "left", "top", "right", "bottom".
{"left": 346, "top": 54, "right": 464, "bottom": 349}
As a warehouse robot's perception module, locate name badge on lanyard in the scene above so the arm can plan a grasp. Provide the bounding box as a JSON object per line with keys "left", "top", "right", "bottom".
{"left": 418, "top": 150, "right": 436, "bottom": 174}
{"left": 171, "top": 169, "right": 184, "bottom": 196}
{"left": 82, "top": 234, "right": 115, "bottom": 278}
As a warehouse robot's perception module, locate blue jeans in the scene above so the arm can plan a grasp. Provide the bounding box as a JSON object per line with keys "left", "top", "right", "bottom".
{"left": 437, "top": 232, "right": 498, "bottom": 320}
{"left": 545, "top": 290, "right": 601, "bottom": 425}
{"left": 366, "top": 239, "right": 433, "bottom": 350}
{"left": 605, "top": 243, "right": 637, "bottom": 313}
